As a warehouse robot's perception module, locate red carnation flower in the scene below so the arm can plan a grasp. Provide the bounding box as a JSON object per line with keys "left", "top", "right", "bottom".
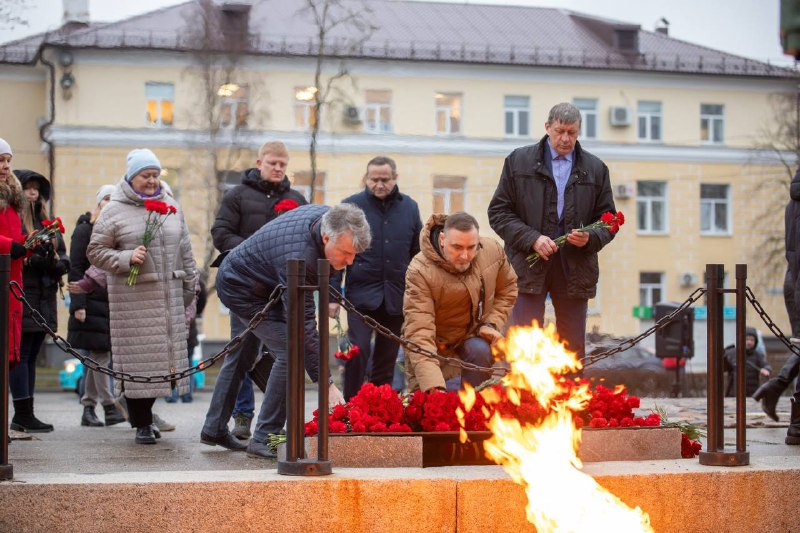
{"left": 274, "top": 199, "right": 300, "bottom": 214}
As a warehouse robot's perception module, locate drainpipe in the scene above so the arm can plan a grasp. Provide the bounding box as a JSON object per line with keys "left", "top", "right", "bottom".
{"left": 36, "top": 47, "right": 57, "bottom": 214}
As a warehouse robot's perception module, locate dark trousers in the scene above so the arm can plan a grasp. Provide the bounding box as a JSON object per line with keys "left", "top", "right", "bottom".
{"left": 344, "top": 304, "right": 403, "bottom": 400}
{"left": 785, "top": 270, "right": 800, "bottom": 338}
{"left": 126, "top": 396, "right": 156, "bottom": 428}
{"left": 510, "top": 260, "right": 588, "bottom": 359}
{"left": 457, "top": 337, "right": 494, "bottom": 388}
{"left": 10, "top": 331, "right": 46, "bottom": 400}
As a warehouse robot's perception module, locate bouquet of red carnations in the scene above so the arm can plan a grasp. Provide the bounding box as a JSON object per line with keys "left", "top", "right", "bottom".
{"left": 274, "top": 199, "right": 299, "bottom": 215}
{"left": 333, "top": 314, "right": 360, "bottom": 361}
{"left": 526, "top": 211, "right": 625, "bottom": 267}
{"left": 24, "top": 217, "right": 65, "bottom": 249}
{"left": 126, "top": 199, "right": 177, "bottom": 286}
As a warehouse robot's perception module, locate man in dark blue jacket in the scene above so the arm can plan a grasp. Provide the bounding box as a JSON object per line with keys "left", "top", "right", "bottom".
{"left": 209, "top": 141, "right": 307, "bottom": 440}
{"left": 337, "top": 156, "right": 422, "bottom": 400}
{"left": 202, "top": 203, "right": 371, "bottom": 458}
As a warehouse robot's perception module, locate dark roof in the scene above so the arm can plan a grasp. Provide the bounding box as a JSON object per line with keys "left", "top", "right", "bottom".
{"left": 0, "top": 0, "right": 794, "bottom": 78}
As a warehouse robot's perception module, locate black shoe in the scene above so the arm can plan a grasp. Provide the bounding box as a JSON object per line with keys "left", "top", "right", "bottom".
{"left": 135, "top": 426, "right": 157, "bottom": 444}
{"left": 103, "top": 404, "right": 126, "bottom": 426}
{"left": 753, "top": 380, "right": 782, "bottom": 422}
{"left": 246, "top": 439, "right": 277, "bottom": 459}
{"left": 80, "top": 406, "right": 104, "bottom": 427}
{"left": 151, "top": 424, "right": 162, "bottom": 439}
{"left": 786, "top": 397, "right": 800, "bottom": 445}
{"left": 11, "top": 398, "right": 54, "bottom": 433}
{"left": 200, "top": 431, "right": 248, "bottom": 451}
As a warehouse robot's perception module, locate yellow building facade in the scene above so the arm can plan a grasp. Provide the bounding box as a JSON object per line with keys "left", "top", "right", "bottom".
{"left": 0, "top": 3, "right": 796, "bottom": 357}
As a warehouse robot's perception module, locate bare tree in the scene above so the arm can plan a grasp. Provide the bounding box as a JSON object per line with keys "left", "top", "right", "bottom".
{"left": 302, "top": 0, "right": 376, "bottom": 201}
{"left": 748, "top": 90, "right": 800, "bottom": 289}
{"left": 181, "top": 0, "right": 256, "bottom": 282}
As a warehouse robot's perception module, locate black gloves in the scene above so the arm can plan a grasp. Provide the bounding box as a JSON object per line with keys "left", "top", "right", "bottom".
{"left": 9, "top": 241, "right": 26, "bottom": 259}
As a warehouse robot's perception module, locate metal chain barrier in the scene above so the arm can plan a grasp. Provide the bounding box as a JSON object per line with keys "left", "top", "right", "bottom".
{"left": 331, "top": 287, "right": 506, "bottom": 377}
{"left": 8, "top": 280, "right": 284, "bottom": 383}
{"left": 745, "top": 286, "right": 800, "bottom": 358}
{"left": 580, "top": 287, "right": 707, "bottom": 367}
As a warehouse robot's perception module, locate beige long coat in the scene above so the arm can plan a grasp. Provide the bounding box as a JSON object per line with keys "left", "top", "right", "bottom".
{"left": 87, "top": 178, "right": 195, "bottom": 398}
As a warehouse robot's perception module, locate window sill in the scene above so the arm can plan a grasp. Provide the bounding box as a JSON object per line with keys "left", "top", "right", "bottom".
{"left": 700, "top": 232, "right": 732, "bottom": 237}
{"left": 636, "top": 231, "right": 670, "bottom": 236}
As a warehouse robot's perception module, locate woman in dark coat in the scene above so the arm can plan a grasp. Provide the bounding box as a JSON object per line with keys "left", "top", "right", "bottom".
{"left": 67, "top": 184, "right": 125, "bottom": 427}
{"left": 10, "top": 169, "right": 69, "bottom": 433}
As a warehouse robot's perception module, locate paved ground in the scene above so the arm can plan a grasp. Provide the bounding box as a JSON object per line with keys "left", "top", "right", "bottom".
{"left": 5, "top": 389, "right": 800, "bottom": 476}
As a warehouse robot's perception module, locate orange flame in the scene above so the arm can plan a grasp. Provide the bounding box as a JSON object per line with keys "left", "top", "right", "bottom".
{"left": 459, "top": 323, "right": 652, "bottom": 532}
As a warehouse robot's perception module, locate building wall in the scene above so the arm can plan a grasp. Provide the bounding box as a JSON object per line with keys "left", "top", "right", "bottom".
{"left": 1, "top": 48, "right": 792, "bottom": 347}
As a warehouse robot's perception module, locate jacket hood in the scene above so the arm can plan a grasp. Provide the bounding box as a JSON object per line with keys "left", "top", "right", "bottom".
{"left": 15, "top": 169, "right": 51, "bottom": 201}
{"left": 242, "top": 168, "right": 292, "bottom": 194}
{"left": 76, "top": 212, "right": 92, "bottom": 225}
{"left": 421, "top": 213, "right": 479, "bottom": 275}
{"left": 111, "top": 176, "right": 167, "bottom": 205}
{"left": 745, "top": 327, "right": 759, "bottom": 347}
{"left": 791, "top": 170, "right": 800, "bottom": 202}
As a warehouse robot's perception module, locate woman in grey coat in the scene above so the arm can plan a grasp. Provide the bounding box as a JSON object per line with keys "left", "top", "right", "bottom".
{"left": 87, "top": 149, "right": 196, "bottom": 444}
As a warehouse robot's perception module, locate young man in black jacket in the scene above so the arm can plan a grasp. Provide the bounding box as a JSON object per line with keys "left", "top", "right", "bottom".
{"left": 488, "top": 102, "right": 617, "bottom": 360}
{"left": 205, "top": 141, "right": 307, "bottom": 444}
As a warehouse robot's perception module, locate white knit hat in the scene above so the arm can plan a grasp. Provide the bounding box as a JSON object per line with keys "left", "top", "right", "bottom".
{"left": 0, "top": 138, "right": 12, "bottom": 157}
{"left": 95, "top": 184, "right": 115, "bottom": 206}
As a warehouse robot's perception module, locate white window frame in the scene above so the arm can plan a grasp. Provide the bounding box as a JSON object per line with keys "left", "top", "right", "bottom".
{"left": 637, "top": 180, "right": 668, "bottom": 234}
{"left": 364, "top": 90, "right": 392, "bottom": 133}
{"left": 700, "top": 183, "right": 731, "bottom": 236}
{"left": 574, "top": 98, "right": 598, "bottom": 140}
{"left": 637, "top": 101, "right": 662, "bottom": 142}
{"left": 639, "top": 272, "right": 665, "bottom": 307}
{"left": 145, "top": 82, "right": 175, "bottom": 127}
{"left": 504, "top": 95, "right": 530, "bottom": 138}
{"left": 700, "top": 104, "right": 725, "bottom": 144}
{"left": 435, "top": 92, "right": 462, "bottom": 135}
{"left": 219, "top": 84, "right": 249, "bottom": 130}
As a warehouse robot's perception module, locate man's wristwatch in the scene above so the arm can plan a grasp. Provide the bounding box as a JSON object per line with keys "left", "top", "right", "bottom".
{"left": 328, "top": 377, "right": 335, "bottom": 386}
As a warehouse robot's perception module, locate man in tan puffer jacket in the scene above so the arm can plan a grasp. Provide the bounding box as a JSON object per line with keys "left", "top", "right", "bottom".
{"left": 403, "top": 212, "right": 517, "bottom": 392}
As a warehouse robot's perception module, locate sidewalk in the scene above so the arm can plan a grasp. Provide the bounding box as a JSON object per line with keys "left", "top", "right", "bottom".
{"left": 6, "top": 389, "right": 800, "bottom": 476}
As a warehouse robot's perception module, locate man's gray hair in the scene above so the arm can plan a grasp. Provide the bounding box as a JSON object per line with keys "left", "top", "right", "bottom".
{"left": 321, "top": 203, "right": 372, "bottom": 252}
{"left": 547, "top": 102, "right": 582, "bottom": 126}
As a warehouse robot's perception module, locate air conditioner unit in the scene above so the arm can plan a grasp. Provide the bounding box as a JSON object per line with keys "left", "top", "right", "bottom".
{"left": 609, "top": 106, "right": 631, "bottom": 127}
{"left": 614, "top": 183, "right": 633, "bottom": 199}
{"left": 343, "top": 105, "right": 362, "bottom": 125}
{"left": 679, "top": 272, "right": 698, "bottom": 287}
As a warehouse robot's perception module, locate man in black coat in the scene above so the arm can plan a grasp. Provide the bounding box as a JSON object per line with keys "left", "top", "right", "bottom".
{"left": 336, "top": 156, "right": 422, "bottom": 400}
{"left": 209, "top": 141, "right": 307, "bottom": 440}
{"left": 488, "top": 103, "right": 617, "bottom": 359}
{"left": 203, "top": 203, "right": 371, "bottom": 458}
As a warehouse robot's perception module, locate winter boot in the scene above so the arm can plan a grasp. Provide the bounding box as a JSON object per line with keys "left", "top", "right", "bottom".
{"left": 786, "top": 395, "right": 800, "bottom": 445}
{"left": 81, "top": 405, "right": 104, "bottom": 427}
{"left": 231, "top": 414, "right": 253, "bottom": 440}
{"left": 754, "top": 353, "right": 800, "bottom": 422}
{"left": 11, "top": 398, "right": 54, "bottom": 433}
{"left": 103, "top": 404, "right": 126, "bottom": 426}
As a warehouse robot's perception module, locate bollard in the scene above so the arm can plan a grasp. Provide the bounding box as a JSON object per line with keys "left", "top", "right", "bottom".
{"left": 278, "top": 258, "right": 332, "bottom": 476}
{"left": 0, "top": 255, "right": 13, "bottom": 480}
{"left": 699, "top": 263, "right": 749, "bottom": 466}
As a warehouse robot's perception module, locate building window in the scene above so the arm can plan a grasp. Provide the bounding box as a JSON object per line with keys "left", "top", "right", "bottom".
{"left": 435, "top": 92, "right": 462, "bottom": 135}
{"left": 700, "top": 104, "right": 724, "bottom": 144}
{"left": 574, "top": 98, "right": 598, "bottom": 139}
{"left": 290, "top": 171, "right": 326, "bottom": 204}
{"left": 639, "top": 272, "right": 664, "bottom": 307}
{"left": 146, "top": 82, "right": 174, "bottom": 127}
{"left": 637, "top": 101, "right": 662, "bottom": 142}
{"left": 700, "top": 184, "right": 731, "bottom": 235}
{"left": 432, "top": 175, "right": 466, "bottom": 213}
{"left": 217, "top": 170, "right": 241, "bottom": 191}
{"left": 219, "top": 83, "right": 249, "bottom": 129}
{"left": 504, "top": 95, "right": 529, "bottom": 137}
{"left": 294, "top": 86, "right": 318, "bottom": 131}
{"left": 364, "top": 89, "right": 391, "bottom": 133}
{"left": 636, "top": 181, "right": 667, "bottom": 233}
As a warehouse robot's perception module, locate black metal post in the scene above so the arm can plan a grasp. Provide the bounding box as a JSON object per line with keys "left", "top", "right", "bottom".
{"left": 317, "top": 259, "right": 330, "bottom": 462}
{"left": 278, "top": 258, "right": 332, "bottom": 476}
{"left": 734, "top": 264, "right": 749, "bottom": 459}
{"left": 699, "top": 263, "right": 749, "bottom": 466}
{"left": 0, "top": 255, "right": 13, "bottom": 480}
{"left": 283, "top": 258, "right": 303, "bottom": 464}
